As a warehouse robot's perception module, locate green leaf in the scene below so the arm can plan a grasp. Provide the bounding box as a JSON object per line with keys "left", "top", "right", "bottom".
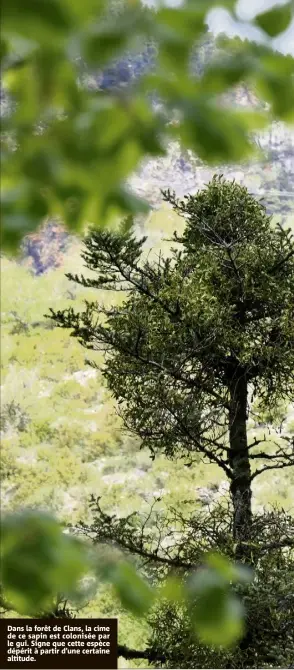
{"left": 186, "top": 567, "right": 245, "bottom": 646}
{"left": 158, "top": 576, "right": 186, "bottom": 604}
{"left": 206, "top": 553, "right": 252, "bottom": 584}
{"left": 255, "top": 71, "right": 294, "bottom": 122}
{"left": 156, "top": 7, "right": 206, "bottom": 41}
{"left": 185, "top": 0, "right": 237, "bottom": 11}
{"left": 83, "top": 28, "right": 127, "bottom": 67}
{"left": 2, "top": 0, "right": 105, "bottom": 41}
{"left": 200, "top": 55, "right": 253, "bottom": 95}
{"left": 0, "top": 511, "right": 88, "bottom": 614}
{"left": 2, "top": 0, "right": 72, "bottom": 41}
{"left": 0, "top": 38, "right": 9, "bottom": 63}
{"left": 103, "top": 561, "right": 155, "bottom": 617}
{"left": 1, "top": 183, "right": 49, "bottom": 252}
{"left": 255, "top": 3, "right": 293, "bottom": 38}
{"left": 194, "top": 592, "right": 244, "bottom": 646}
{"left": 108, "top": 187, "right": 150, "bottom": 217}
{"left": 174, "top": 102, "right": 257, "bottom": 163}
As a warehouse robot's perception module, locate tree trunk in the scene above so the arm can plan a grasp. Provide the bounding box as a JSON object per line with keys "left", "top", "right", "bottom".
{"left": 228, "top": 372, "right": 252, "bottom": 562}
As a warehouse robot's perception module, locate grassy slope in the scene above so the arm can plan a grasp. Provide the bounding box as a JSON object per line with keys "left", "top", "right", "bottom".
{"left": 1, "top": 206, "right": 293, "bottom": 665}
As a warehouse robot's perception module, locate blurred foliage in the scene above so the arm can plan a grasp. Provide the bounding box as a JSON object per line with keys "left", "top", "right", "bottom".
{"left": 147, "top": 510, "right": 294, "bottom": 668}
{"left": 1, "top": 0, "right": 294, "bottom": 251}
{"left": 0, "top": 511, "right": 88, "bottom": 614}
{"left": 0, "top": 508, "right": 251, "bottom": 649}
{"left": 73, "top": 496, "right": 294, "bottom": 667}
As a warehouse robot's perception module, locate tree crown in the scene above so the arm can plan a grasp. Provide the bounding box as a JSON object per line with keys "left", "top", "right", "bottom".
{"left": 49, "top": 177, "right": 294, "bottom": 466}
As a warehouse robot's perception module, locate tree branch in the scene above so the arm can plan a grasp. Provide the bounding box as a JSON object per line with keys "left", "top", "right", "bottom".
{"left": 162, "top": 401, "right": 232, "bottom": 479}
{"left": 258, "top": 538, "right": 294, "bottom": 553}
{"left": 118, "top": 643, "right": 166, "bottom": 663}
{"left": 84, "top": 526, "right": 194, "bottom": 571}
{"left": 98, "top": 325, "right": 229, "bottom": 410}
{"left": 269, "top": 248, "right": 294, "bottom": 275}
{"left": 251, "top": 460, "right": 294, "bottom": 481}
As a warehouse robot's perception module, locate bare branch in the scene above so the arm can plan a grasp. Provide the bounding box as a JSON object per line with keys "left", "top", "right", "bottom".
{"left": 118, "top": 643, "right": 166, "bottom": 663}
{"left": 258, "top": 538, "right": 294, "bottom": 553}
{"left": 251, "top": 460, "right": 294, "bottom": 481}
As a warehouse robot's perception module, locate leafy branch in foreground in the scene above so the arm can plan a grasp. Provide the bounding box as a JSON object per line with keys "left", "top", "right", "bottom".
{"left": 2, "top": 0, "right": 294, "bottom": 249}
{"left": 0, "top": 509, "right": 251, "bottom": 651}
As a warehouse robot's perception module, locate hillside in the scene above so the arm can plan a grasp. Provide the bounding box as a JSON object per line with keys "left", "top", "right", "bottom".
{"left": 19, "top": 125, "right": 294, "bottom": 275}
{"left": 1, "top": 26, "right": 294, "bottom": 668}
